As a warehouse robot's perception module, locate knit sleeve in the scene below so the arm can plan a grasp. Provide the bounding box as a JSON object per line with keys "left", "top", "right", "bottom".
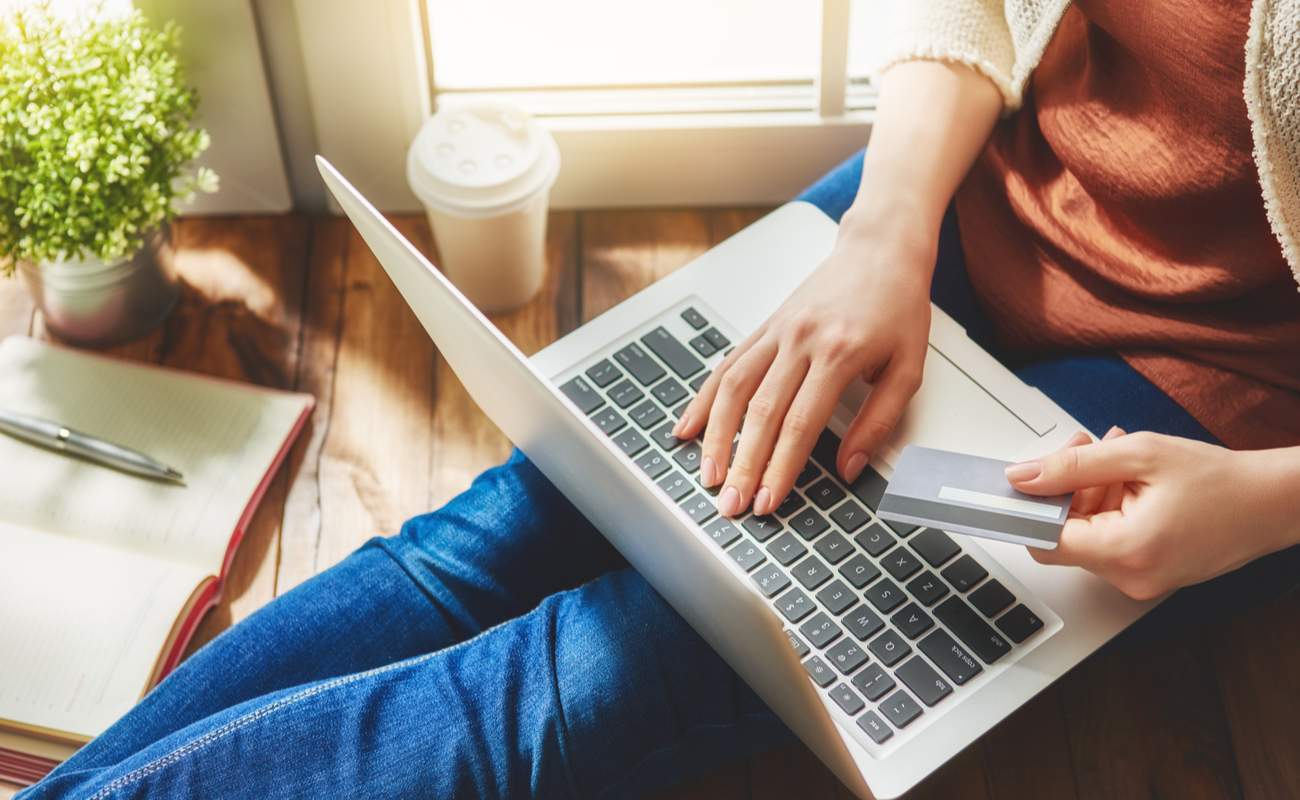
{"left": 867, "top": 1, "right": 1021, "bottom": 110}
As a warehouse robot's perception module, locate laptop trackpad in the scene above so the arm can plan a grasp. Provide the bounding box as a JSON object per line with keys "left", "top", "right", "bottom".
{"left": 838, "top": 343, "right": 1055, "bottom": 466}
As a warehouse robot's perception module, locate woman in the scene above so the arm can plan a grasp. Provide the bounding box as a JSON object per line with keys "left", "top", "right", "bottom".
{"left": 23, "top": 2, "right": 1300, "bottom": 798}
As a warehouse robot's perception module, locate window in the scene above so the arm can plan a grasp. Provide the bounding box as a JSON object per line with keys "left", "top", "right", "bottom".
{"left": 423, "top": 0, "right": 886, "bottom": 205}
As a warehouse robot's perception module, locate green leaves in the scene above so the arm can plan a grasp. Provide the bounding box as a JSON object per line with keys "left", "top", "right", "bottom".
{"left": 0, "top": 3, "right": 216, "bottom": 273}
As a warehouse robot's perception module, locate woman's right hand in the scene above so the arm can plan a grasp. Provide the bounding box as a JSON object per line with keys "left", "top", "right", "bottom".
{"left": 673, "top": 218, "right": 936, "bottom": 517}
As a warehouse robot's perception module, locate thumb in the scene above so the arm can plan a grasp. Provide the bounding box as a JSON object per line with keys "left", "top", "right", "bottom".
{"left": 1006, "top": 434, "right": 1149, "bottom": 496}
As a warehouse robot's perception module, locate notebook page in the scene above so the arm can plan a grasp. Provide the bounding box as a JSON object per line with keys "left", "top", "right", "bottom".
{"left": 0, "top": 523, "right": 207, "bottom": 739}
{"left": 0, "top": 337, "right": 310, "bottom": 573}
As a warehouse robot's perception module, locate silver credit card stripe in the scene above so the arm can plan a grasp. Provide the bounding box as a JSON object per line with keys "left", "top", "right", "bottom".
{"left": 937, "top": 485, "right": 1063, "bottom": 520}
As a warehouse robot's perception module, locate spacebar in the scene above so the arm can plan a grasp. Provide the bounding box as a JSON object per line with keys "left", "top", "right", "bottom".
{"left": 641, "top": 326, "right": 703, "bottom": 378}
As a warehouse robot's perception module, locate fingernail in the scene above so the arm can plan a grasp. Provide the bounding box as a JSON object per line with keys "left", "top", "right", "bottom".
{"left": 701, "top": 455, "right": 718, "bottom": 487}
{"left": 719, "top": 486, "right": 741, "bottom": 517}
{"left": 844, "top": 452, "right": 867, "bottom": 482}
{"left": 672, "top": 414, "right": 689, "bottom": 437}
{"left": 1005, "top": 461, "right": 1041, "bottom": 482}
{"left": 754, "top": 486, "right": 772, "bottom": 515}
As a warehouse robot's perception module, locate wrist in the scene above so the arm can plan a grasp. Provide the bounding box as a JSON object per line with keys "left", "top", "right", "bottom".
{"left": 1240, "top": 447, "right": 1300, "bottom": 553}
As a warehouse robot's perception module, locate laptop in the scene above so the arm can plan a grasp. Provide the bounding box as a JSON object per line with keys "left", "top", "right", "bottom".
{"left": 316, "top": 156, "right": 1155, "bottom": 799}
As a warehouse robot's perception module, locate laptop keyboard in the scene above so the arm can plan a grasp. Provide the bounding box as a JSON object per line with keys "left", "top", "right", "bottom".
{"left": 555, "top": 303, "right": 1051, "bottom": 750}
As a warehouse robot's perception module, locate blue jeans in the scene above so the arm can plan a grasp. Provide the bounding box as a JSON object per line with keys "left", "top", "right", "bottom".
{"left": 24, "top": 152, "right": 1239, "bottom": 799}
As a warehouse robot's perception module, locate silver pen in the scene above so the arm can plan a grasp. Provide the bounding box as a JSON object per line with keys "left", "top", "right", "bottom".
{"left": 0, "top": 408, "right": 185, "bottom": 484}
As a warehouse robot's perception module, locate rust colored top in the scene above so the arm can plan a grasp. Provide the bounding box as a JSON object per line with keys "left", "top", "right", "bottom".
{"left": 955, "top": 0, "right": 1300, "bottom": 449}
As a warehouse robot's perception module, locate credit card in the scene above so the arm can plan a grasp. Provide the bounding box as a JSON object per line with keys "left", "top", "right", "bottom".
{"left": 876, "top": 445, "right": 1071, "bottom": 549}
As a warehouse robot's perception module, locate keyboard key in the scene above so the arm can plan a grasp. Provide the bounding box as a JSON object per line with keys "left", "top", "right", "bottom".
{"left": 795, "top": 463, "right": 821, "bottom": 487}
{"left": 803, "top": 655, "right": 836, "bottom": 687}
{"left": 612, "top": 428, "right": 649, "bottom": 458}
{"left": 996, "top": 604, "right": 1044, "bottom": 643}
{"left": 896, "top": 656, "right": 953, "bottom": 707}
{"left": 776, "top": 588, "right": 815, "bottom": 623}
{"left": 559, "top": 376, "right": 603, "bottom": 413}
{"left": 590, "top": 406, "right": 627, "bottom": 436}
{"left": 688, "top": 333, "right": 717, "bottom": 358}
{"left": 585, "top": 359, "right": 622, "bottom": 388}
{"left": 790, "top": 508, "right": 830, "bottom": 540}
{"left": 868, "top": 630, "right": 912, "bottom": 666}
{"left": 784, "top": 628, "right": 810, "bottom": 658}
{"left": 608, "top": 378, "right": 644, "bottom": 408}
{"left": 704, "top": 517, "right": 742, "bottom": 548}
{"left": 689, "top": 371, "right": 710, "bottom": 392}
{"left": 766, "top": 532, "right": 808, "bottom": 566}
{"left": 829, "top": 499, "right": 870, "bottom": 533}
{"left": 775, "top": 492, "right": 806, "bottom": 518}
{"left": 614, "top": 342, "right": 666, "bottom": 385}
{"left": 909, "top": 529, "right": 961, "bottom": 567}
{"left": 815, "top": 579, "right": 857, "bottom": 615}
{"left": 702, "top": 327, "right": 730, "bottom": 349}
{"left": 934, "top": 597, "right": 1011, "bottom": 664}
{"left": 648, "top": 421, "right": 685, "bottom": 451}
{"left": 678, "top": 492, "right": 716, "bottom": 525}
{"left": 680, "top": 306, "right": 709, "bottom": 330}
{"left": 970, "top": 579, "right": 1016, "bottom": 617}
{"left": 891, "top": 602, "right": 935, "bottom": 639}
{"left": 629, "top": 399, "right": 666, "bottom": 430}
{"left": 673, "top": 441, "right": 703, "bottom": 473}
{"left": 826, "top": 639, "right": 869, "bottom": 675}
{"left": 847, "top": 466, "right": 889, "bottom": 510}
{"left": 852, "top": 663, "right": 896, "bottom": 701}
{"left": 792, "top": 556, "right": 833, "bottom": 590}
{"left": 657, "top": 471, "right": 693, "bottom": 501}
{"left": 752, "top": 564, "right": 791, "bottom": 598}
{"left": 742, "top": 515, "right": 782, "bottom": 542}
{"left": 843, "top": 605, "right": 886, "bottom": 641}
{"left": 641, "top": 326, "right": 704, "bottom": 379}
{"left": 806, "top": 477, "right": 847, "bottom": 510}
{"left": 634, "top": 450, "right": 671, "bottom": 479}
{"left": 651, "top": 377, "right": 689, "bottom": 407}
{"left": 880, "top": 690, "right": 924, "bottom": 729}
{"left": 885, "top": 519, "right": 919, "bottom": 537}
{"left": 838, "top": 554, "right": 881, "bottom": 589}
{"left": 829, "top": 683, "right": 866, "bottom": 715}
{"left": 855, "top": 710, "right": 894, "bottom": 744}
{"left": 882, "top": 548, "right": 923, "bottom": 581}
{"left": 905, "top": 572, "right": 951, "bottom": 607}
{"left": 854, "top": 522, "right": 895, "bottom": 557}
{"left": 799, "top": 612, "right": 842, "bottom": 648}
{"left": 918, "top": 629, "right": 982, "bottom": 685}
{"left": 814, "top": 531, "right": 852, "bottom": 564}
{"left": 728, "top": 540, "right": 766, "bottom": 572}
{"left": 941, "top": 554, "right": 988, "bottom": 592}
{"left": 863, "top": 578, "right": 906, "bottom": 613}
{"left": 672, "top": 400, "right": 691, "bottom": 419}
{"left": 811, "top": 429, "right": 840, "bottom": 471}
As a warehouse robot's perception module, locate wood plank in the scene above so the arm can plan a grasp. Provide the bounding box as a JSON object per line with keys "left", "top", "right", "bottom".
{"left": 1213, "top": 590, "right": 1300, "bottom": 799}
{"left": 580, "top": 209, "right": 713, "bottom": 321}
{"left": 1060, "top": 622, "right": 1242, "bottom": 800}
{"left": 162, "top": 216, "right": 310, "bottom": 654}
{"left": 982, "top": 687, "right": 1078, "bottom": 800}
{"left": 276, "top": 216, "right": 438, "bottom": 590}
{"left": 427, "top": 211, "right": 579, "bottom": 509}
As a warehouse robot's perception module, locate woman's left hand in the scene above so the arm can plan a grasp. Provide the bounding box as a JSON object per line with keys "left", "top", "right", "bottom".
{"left": 1006, "top": 429, "right": 1300, "bottom": 600}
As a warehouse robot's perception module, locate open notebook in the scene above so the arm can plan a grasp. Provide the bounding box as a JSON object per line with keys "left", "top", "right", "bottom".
{"left": 0, "top": 336, "right": 313, "bottom": 785}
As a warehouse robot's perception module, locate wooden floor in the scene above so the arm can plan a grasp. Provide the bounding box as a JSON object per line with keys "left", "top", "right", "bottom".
{"left": 2, "top": 210, "right": 1298, "bottom": 799}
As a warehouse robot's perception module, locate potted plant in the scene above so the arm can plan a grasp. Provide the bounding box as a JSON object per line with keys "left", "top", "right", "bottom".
{"left": 0, "top": 2, "right": 217, "bottom": 345}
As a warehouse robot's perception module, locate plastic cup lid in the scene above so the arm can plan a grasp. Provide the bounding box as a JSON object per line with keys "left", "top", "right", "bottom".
{"left": 407, "top": 102, "right": 560, "bottom": 218}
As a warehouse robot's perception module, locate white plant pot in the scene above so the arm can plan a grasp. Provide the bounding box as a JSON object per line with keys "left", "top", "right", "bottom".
{"left": 18, "top": 225, "right": 179, "bottom": 346}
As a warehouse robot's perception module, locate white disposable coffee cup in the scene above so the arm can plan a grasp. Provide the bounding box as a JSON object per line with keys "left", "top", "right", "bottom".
{"left": 407, "top": 103, "right": 560, "bottom": 313}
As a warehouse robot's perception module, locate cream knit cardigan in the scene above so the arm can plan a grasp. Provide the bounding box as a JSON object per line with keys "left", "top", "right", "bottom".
{"left": 876, "top": 0, "right": 1300, "bottom": 290}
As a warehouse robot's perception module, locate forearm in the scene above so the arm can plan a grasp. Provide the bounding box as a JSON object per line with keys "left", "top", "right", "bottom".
{"left": 840, "top": 60, "right": 1003, "bottom": 254}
